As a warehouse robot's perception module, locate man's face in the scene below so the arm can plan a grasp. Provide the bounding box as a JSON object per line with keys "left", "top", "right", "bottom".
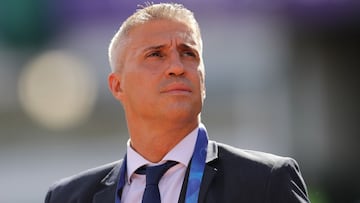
{"left": 109, "top": 19, "right": 205, "bottom": 123}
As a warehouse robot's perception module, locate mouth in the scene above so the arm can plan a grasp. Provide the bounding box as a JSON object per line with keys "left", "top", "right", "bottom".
{"left": 160, "top": 83, "right": 192, "bottom": 94}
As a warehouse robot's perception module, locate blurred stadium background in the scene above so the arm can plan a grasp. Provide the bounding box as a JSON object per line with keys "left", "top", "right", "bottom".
{"left": 0, "top": 0, "right": 359, "bottom": 202}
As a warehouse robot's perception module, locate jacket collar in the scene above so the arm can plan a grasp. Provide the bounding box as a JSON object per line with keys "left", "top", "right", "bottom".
{"left": 92, "top": 141, "right": 219, "bottom": 203}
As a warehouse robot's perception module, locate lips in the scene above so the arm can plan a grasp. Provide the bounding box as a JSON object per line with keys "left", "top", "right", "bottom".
{"left": 160, "top": 83, "right": 192, "bottom": 94}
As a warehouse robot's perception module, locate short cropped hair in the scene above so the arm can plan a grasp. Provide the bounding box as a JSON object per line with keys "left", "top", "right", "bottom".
{"left": 108, "top": 2, "right": 203, "bottom": 72}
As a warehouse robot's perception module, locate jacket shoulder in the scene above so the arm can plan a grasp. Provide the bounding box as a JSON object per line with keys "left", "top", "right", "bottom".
{"left": 215, "top": 141, "right": 297, "bottom": 169}
{"left": 210, "top": 141, "right": 309, "bottom": 202}
{"left": 45, "top": 160, "right": 122, "bottom": 203}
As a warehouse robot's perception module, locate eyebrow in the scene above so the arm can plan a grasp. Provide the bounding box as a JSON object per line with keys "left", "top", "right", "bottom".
{"left": 178, "top": 43, "right": 196, "bottom": 50}
{"left": 143, "top": 45, "right": 166, "bottom": 53}
{"left": 142, "top": 42, "right": 198, "bottom": 52}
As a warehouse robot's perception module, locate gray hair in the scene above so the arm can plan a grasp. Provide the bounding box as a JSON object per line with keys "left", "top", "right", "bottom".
{"left": 108, "top": 2, "right": 203, "bottom": 72}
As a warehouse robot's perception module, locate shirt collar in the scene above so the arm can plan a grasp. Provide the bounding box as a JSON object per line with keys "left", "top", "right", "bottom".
{"left": 125, "top": 126, "right": 199, "bottom": 184}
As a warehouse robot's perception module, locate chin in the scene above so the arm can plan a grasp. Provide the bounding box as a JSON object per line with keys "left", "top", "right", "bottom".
{"left": 164, "top": 106, "right": 201, "bottom": 120}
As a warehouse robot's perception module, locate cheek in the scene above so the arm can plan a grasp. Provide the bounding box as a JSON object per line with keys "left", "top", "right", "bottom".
{"left": 196, "top": 69, "right": 206, "bottom": 99}
{"left": 194, "top": 69, "right": 205, "bottom": 88}
{"left": 122, "top": 78, "right": 147, "bottom": 106}
{"left": 124, "top": 71, "right": 157, "bottom": 95}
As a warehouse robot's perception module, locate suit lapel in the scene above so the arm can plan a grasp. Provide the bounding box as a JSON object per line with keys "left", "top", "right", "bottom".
{"left": 198, "top": 140, "right": 218, "bottom": 203}
{"left": 93, "top": 160, "right": 123, "bottom": 203}
{"left": 178, "top": 140, "right": 218, "bottom": 203}
{"left": 177, "top": 140, "right": 214, "bottom": 203}
{"left": 198, "top": 164, "right": 217, "bottom": 203}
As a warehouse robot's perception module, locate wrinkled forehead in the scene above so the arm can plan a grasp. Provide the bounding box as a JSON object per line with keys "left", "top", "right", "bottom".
{"left": 127, "top": 19, "right": 202, "bottom": 51}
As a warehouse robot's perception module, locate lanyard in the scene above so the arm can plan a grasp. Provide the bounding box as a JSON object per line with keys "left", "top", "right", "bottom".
{"left": 115, "top": 125, "right": 209, "bottom": 203}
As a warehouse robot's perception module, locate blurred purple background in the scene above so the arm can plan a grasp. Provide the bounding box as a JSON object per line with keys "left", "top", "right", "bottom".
{"left": 1, "top": 0, "right": 359, "bottom": 202}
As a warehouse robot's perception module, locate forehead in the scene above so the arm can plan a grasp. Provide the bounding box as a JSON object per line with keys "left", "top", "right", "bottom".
{"left": 127, "top": 19, "right": 200, "bottom": 49}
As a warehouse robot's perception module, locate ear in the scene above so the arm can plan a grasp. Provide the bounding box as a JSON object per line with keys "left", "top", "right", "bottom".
{"left": 108, "top": 72, "right": 124, "bottom": 102}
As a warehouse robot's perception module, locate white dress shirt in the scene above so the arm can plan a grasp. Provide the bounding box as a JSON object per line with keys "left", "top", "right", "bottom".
{"left": 121, "top": 126, "right": 199, "bottom": 203}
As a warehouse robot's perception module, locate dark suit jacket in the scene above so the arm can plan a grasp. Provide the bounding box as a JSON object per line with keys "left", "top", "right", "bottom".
{"left": 45, "top": 141, "right": 310, "bottom": 203}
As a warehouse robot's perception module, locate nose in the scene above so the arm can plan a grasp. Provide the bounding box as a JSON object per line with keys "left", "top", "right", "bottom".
{"left": 165, "top": 52, "right": 185, "bottom": 77}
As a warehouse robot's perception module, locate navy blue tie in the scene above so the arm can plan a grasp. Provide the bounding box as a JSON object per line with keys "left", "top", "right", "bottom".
{"left": 136, "top": 161, "right": 178, "bottom": 203}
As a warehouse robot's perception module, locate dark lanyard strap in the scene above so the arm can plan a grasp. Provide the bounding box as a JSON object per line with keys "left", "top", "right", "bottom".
{"left": 115, "top": 125, "right": 209, "bottom": 203}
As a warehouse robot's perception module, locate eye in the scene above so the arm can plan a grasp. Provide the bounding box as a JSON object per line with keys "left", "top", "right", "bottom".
{"left": 147, "top": 51, "right": 163, "bottom": 58}
{"left": 182, "top": 50, "right": 197, "bottom": 57}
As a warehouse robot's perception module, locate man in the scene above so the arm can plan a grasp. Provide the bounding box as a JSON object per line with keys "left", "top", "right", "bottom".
{"left": 45, "top": 3, "right": 310, "bottom": 203}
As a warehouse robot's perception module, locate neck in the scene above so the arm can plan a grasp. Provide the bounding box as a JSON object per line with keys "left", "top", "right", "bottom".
{"left": 127, "top": 118, "right": 199, "bottom": 163}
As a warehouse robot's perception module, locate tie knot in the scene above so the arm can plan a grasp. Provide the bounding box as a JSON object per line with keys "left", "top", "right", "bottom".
{"left": 136, "top": 161, "right": 178, "bottom": 185}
